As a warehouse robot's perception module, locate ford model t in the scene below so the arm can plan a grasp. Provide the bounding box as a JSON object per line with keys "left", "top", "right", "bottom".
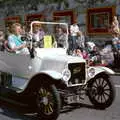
{"left": 0, "top": 21, "right": 115, "bottom": 120}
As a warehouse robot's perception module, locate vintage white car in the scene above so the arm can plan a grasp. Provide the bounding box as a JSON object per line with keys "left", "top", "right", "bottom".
{"left": 0, "top": 21, "right": 115, "bottom": 120}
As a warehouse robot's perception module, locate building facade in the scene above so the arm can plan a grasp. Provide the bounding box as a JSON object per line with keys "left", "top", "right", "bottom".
{"left": 0, "top": 0, "right": 119, "bottom": 46}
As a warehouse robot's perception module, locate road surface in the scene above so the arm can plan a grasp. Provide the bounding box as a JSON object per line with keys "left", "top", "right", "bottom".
{"left": 0, "top": 75, "right": 120, "bottom": 120}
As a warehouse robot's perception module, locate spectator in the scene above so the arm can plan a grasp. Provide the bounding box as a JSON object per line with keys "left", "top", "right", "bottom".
{"left": 70, "top": 20, "right": 80, "bottom": 52}
{"left": 86, "top": 42, "right": 101, "bottom": 65}
{"left": 77, "top": 31, "right": 85, "bottom": 49}
{"left": 110, "top": 16, "right": 120, "bottom": 51}
{"left": 72, "top": 47, "right": 83, "bottom": 58}
{"left": 82, "top": 49, "right": 89, "bottom": 60}
{"left": 100, "top": 44, "right": 114, "bottom": 68}
{"left": 112, "top": 34, "right": 120, "bottom": 51}
{"left": 111, "top": 16, "right": 120, "bottom": 36}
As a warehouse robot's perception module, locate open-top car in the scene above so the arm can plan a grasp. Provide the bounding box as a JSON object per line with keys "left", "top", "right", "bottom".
{"left": 0, "top": 21, "right": 115, "bottom": 120}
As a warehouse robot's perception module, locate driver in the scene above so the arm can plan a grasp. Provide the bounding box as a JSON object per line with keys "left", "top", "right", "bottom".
{"left": 7, "top": 23, "right": 29, "bottom": 54}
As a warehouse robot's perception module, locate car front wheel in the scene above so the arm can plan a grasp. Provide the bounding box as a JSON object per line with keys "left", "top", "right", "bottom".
{"left": 87, "top": 74, "right": 115, "bottom": 109}
{"left": 36, "top": 84, "right": 61, "bottom": 120}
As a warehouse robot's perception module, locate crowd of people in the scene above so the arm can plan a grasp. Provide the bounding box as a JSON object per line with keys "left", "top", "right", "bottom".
{"left": 0, "top": 16, "right": 120, "bottom": 70}
{"left": 68, "top": 15, "right": 120, "bottom": 70}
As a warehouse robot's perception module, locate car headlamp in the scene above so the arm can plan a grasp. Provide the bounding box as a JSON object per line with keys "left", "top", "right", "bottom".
{"left": 88, "top": 67, "right": 95, "bottom": 78}
{"left": 62, "top": 68, "right": 71, "bottom": 82}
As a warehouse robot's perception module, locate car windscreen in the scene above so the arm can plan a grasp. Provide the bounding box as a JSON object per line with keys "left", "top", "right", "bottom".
{"left": 30, "top": 22, "right": 68, "bottom": 49}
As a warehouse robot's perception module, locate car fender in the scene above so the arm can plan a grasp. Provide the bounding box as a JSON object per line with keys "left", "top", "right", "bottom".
{"left": 87, "top": 66, "right": 115, "bottom": 81}
{"left": 19, "top": 70, "right": 64, "bottom": 94}
{"left": 95, "top": 66, "right": 115, "bottom": 75}
{"left": 40, "top": 70, "right": 63, "bottom": 80}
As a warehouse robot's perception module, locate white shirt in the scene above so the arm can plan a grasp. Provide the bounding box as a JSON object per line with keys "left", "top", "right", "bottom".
{"left": 70, "top": 24, "right": 79, "bottom": 36}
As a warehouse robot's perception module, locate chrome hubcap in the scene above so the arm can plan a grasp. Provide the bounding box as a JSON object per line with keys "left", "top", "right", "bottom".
{"left": 37, "top": 88, "right": 54, "bottom": 115}
{"left": 42, "top": 97, "right": 48, "bottom": 105}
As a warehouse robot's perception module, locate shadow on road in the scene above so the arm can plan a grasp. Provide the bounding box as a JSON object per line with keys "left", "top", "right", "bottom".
{"left": 60, "top": 103, "right": 105, "bottom": 114}
{"left": 0, "top": 100, "right": 106, "bottom": 120}
{"left": 0, "top": 101, "right": 37, "bottom": 120}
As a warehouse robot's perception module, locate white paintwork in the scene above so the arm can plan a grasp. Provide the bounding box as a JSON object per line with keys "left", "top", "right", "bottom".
{"left": 0, "top": 48, "right": 85, "bottom": 77}
{"left": 87, "top": 66, "right": 115, "bottom": 81}
{"left": 95, "top": 66, "right": 115, "bottom": 74}
{"left": 0, "top": 51, "right": 41, "bottom": 79}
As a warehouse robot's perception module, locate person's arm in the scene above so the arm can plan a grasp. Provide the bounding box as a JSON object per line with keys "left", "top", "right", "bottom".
{"left": 14, "top": 43, "right": 26, "bottom": 50}
{"left": 70, "top": 25, "right": 74, "bottom": 34}
{"left": 8, "top": 36, "right": 26, "bottom": 51}
{"left": 63, "top": 34, "right": 68, "bottom": 48}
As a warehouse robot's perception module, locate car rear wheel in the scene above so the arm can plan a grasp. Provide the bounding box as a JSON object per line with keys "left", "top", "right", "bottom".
{"left": 36, "top": 84, "right": 61, "bottom": 120}
{"left": 87, "top": 74, "right": 115, "bottom": 109}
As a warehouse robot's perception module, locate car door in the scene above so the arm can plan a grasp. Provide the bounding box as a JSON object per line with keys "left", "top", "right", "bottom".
{"left": 0, "top": 51, "right": 35, "bottom": 79}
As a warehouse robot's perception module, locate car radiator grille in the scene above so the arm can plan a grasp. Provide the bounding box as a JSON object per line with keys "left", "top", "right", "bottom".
{"left": 68, "top": 63, "right": 86, "bottom": 85}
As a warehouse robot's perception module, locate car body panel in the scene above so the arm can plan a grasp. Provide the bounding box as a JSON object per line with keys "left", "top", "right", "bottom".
{"left": 87, "top": 66, "right": 115, "bottom": 81}
{"left": 0, "top": 48, "right": 115, "bottom": 90}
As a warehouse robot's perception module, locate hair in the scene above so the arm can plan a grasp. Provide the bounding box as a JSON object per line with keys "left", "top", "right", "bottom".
{"left": 10, "top": 23, "right": 21, "bottom": 33}
{"left": 59, "top": 25, "right": 67, "bottom": 33}
{"left": 33, "top": 23, "right": 42, "bottom": 28}
{"left": 33, "top": 23, "right": 43, "bottom": 32}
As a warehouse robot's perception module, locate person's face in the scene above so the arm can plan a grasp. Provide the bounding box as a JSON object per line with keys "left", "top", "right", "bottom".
{"left": 93, "top": 46, "right": 97, "bottom": 51}
{"left": 58, "top": 28, "right": 62, "bottom": 34}
{"left": 15, "top": 25, "right": 22, "bottom": 35}
{"left": 76, "top": 49, "right": 81, "bottom": 55}
{"left": 33, "top": 26, "right": 40, "bottom": 33}
{"left": 113, "top": 16, "right": 117, "bottom": 21}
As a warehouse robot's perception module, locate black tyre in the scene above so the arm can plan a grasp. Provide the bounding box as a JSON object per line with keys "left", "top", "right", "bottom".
{"left": 87, "top": 74, "right": 115, "bottom": 109}
{"left": 36, "top": 84, "right": 61, "bottom": 120}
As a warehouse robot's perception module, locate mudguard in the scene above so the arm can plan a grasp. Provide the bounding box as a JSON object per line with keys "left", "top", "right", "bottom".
{"left": 87, "top": 66, "right": 115, "bottom": 81}
{"left": 16, "top": 70, "right": 63, "bottom": 94}
{"left": 40, "top": 70, "right": 63, "bottom": 80}
{"left": 95, "top": 66, "right": 115, "bottom": 74}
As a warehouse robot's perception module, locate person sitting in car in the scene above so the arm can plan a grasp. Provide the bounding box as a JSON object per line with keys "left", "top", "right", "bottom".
{"left": 55, "top": 25, "right": 67, "bottom": 48}
{"left": 32, "top": 23, "right": 45, "bottom": 48}
{"left": 0, "top": 30, "right": 5, "bottom": 51}
{"left": 7, "top": 23, "right": 29, "bottom": 54}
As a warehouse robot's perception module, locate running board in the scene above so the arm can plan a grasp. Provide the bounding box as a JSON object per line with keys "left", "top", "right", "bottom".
{"left": 0, "top": 96, "right": 28, "bottom": 107}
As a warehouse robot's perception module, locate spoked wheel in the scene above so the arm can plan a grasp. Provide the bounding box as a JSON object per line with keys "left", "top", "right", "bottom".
{"left": 87, "top": 74, "right": 115, "bottom": 109}
{"left": 36, "top": 84, "right": 61, "bottom": 120}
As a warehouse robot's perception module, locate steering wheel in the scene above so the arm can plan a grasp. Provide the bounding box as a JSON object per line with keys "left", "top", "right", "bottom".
{"left": 21, "top": 33, "right": 31, "bottom": 42}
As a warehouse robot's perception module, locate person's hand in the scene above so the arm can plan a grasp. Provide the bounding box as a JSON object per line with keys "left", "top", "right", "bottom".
{"left": 22, "top": 43, "right": 27, "bottom": 48}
